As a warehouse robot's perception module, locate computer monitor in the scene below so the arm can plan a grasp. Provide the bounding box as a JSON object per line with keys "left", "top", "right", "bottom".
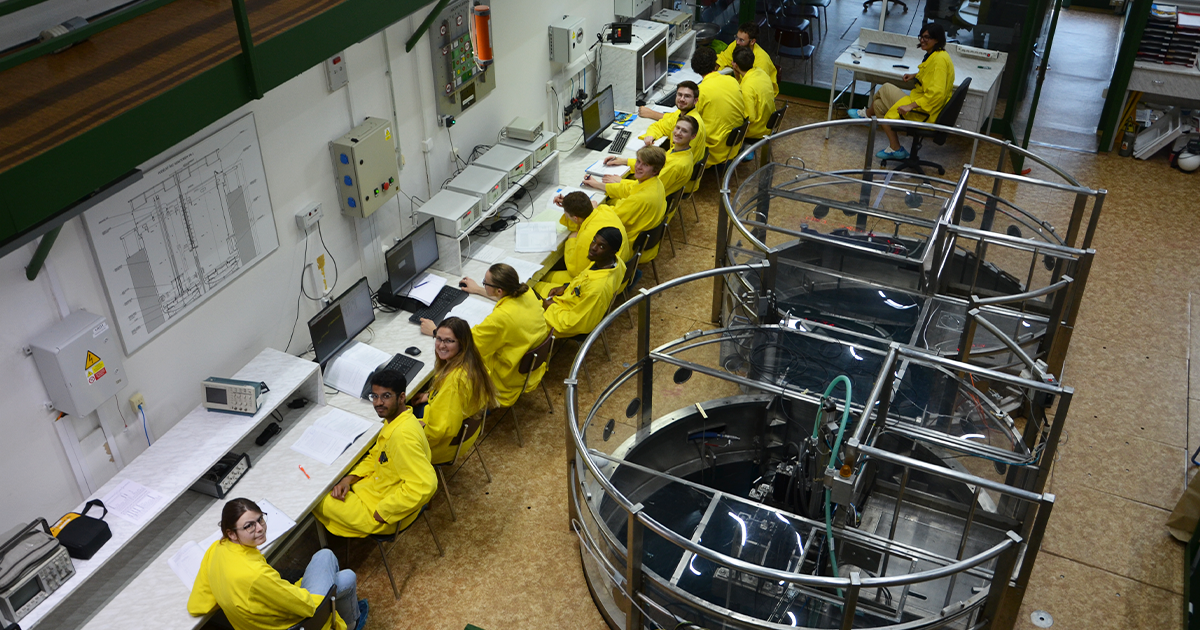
{"left": 308, "top": 277, "right": 375, "bottom": 368}
{"left": 582, "top": 85, "right": 616, "bottom": 151}
{"left": 638, "top": 38, "right": 668, "bottom": 95}
{"left": 384, "top": 219, "right": 439, "bottom": 295}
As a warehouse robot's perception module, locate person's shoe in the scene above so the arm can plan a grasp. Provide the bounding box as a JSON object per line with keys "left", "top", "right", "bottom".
{"left": 741, "top": 150, "right": 756, "bottom": 163}
{"left": 876, "top": 147, "right": 910, "bottom": 160}
{"left": 354, "top": 599, "right": 369, "bottom": 630}
{"left": 847, "top": 108, "right": 866, "bottom": 119}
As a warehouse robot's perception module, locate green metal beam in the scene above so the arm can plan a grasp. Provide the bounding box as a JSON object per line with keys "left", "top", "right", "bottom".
{"left": 0, "top": 0, "right": 52, "bottom": 20}
{"left": 1098, "top": 0, "right": 1150, "bottom": 152}
{"left": 405, "top": 0, "right": 451, "bottom": 52}
{"left": 25, "top": 226, "right": 60, "bottom": 280}
{"left": 0, "top": 0, "right": 433, "bottom": 252}
{"left": 230, "top": 0, "right": 264, "bottom": 99}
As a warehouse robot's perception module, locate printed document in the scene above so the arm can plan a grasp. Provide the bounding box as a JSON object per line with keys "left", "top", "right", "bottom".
{"left": 514, "top": 222, "right": 559, "bottom": 252}
{"left": 101, "top": 479, "right": 166, "bottom": 525}
{"left": 290, "top": 408, "right": 375, "bottom": 465}
{"left": 323, "top": 341, "right": 389, "bottom": 397}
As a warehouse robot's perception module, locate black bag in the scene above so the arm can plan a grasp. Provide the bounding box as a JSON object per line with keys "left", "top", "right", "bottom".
{"left": 55, "top": 500, "right": 111, "bottom": 560}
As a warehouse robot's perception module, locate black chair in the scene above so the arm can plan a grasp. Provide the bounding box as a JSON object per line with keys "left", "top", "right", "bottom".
{"left": 432, "top": 412, "right": 491, "bottom": 522}
{"left": 369, "top": 503, "right": 443, "bottom": 599}
{"left": 765, "top": 1, "right": 814, "bottom": 52}
{"left": 881, "top": 78, "right": 972, "bottom": 176}
{"left": 863, "top": 0, "right": 908, "bottom": 14}
{"left": 286, "top": 585, "right": 336, "bottom": 630}
{"left": 705, "top": 119, "right": 749, "bottom": 188}
{"left": 634, "top": 223, "right": 669, "bottom": 285}
{"left": 775, "top": 29, "right": 816, "bottom": 85}
{"left": 678, "top": 149, "right": 709, "bottom": 231}
{"left": 489, "top": 333, "right": 554, "bottom": 446}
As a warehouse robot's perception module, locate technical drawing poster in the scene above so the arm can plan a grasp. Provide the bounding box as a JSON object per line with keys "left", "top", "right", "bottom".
{"left": 83, "top": 113, "right": 278, "bottom": 354}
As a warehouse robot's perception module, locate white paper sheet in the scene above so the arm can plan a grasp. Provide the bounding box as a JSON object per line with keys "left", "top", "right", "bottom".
{"left": 585, "top": 160, "right": 630, "bottom": 178}
{"left": 500, "top": 256, "right": 545, "bottom": 283}
{"left": 446, "top": 296, "right": 496, "bottom": 328}
{"left": 647, "top": 104, "right": 676, "bottom": 114}
{"left": 168, "top": 541, "right": 205, "bottom": 590}
{"left": 404, "top": 273, "right": 446, "bottom": 305}
{"left": 547, "top": 186, "right": 606, "bottom": 210}
{"left": 313, "top": 407, "right": 375, "bottom": 443}
{"left": 514, "top": 222, "right": 560, "bottom": 253}
{"left": 290, "top": 408, "right": 374, "bottom": 465}
{"left": 101, "top": 479, "right": 166, "bottom": 525}
{"left": 254, "top": 498, "right": 297, "bottom": 547}
{"left": 467, "top": 243, "right": 506, "bottom": 264}
{"left": 323, "top": 341, "right": 389, "bottom": 397}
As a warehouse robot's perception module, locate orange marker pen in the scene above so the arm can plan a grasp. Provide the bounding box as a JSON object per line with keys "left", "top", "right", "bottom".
{"left": 299, "top": 465, "right": 310, "bottom": 479}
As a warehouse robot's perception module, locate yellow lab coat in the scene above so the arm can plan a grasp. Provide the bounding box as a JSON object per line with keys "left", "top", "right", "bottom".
{"left": 885, "top": 50, "right": 956, "bottom": 123}
{"left": 695, "top": 72, "right": 746, "bottom": 165}
{"left": 473, "top": 290, "right": 551, "bottom": 407}
{"left": 626, "top": 146, "right": 693, "bottom": 197}
{"left": 741, "top": 67, "right": 776, "bottom": 140}
{"left": 313, "top": 408, "right": 436, "bottom": 537}
{"left": 717, "top": 42, "right": 779, "bottom": 96}
{"left": 188, "top": 540, "right": 346, "bottom": 630}
{"left": 559, "top": 205, "right": 631, "bottom": 273}
{"left": 544, "top": 259, "right": 627, "bottom": 337}
{"left": 605, "top": 176, "right": 666, "bottom": 262}
{"left": 640, "top": 108, "right": 708, "bottom": 166}
{"left": 424, "top": 367, "right": 486, "bottom": 465}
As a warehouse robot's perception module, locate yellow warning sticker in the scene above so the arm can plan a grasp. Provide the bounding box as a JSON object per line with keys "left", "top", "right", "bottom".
{"left": 85, "top": 351, "right": 107, "bottom": 384}
{"left": 385, "top": 128, "right": 392, "bottom": 141}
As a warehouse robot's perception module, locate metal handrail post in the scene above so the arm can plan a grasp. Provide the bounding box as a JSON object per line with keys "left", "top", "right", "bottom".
{"left": 637, "top": 291, "right": 654, "bottom": 431}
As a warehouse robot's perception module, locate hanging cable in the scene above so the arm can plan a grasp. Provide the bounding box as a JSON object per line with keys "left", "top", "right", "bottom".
{"left": 138, "top": 403, "right": 152, "bottom": 447}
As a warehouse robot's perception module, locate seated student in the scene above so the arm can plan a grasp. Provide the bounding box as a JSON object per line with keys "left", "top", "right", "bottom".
{"left": 189, "top": 498, "right": 367, "bottom": 630}
{"left": 413, "top": 317, "right": 497, "bottom": 464}
{"left": 538, "top": 192, "right": 630, "bottom": 291}
{"left": 421, "top": 264, "right": 550, "bottom": 408}
{"left": 636, "top": 81, "right": 708, "bottom": 166}
{"left": 542, "top": 228, "right": 627, "bottom": 338}
{"left": 603, "top": 115, "right": 699, "bottom": 196}
{"left": 313, "top": 370, "right": 436, "bottom": 539}
{"left": 582, "top": 146, "right": 667, "bottom": 262}
{"left": 690, "top": 46, "right": 746, "bottom": 167}
{"left": 731, "top": 47, "right": 777, "bottom": 167}
{"left": 848, "top": 24, "right": 955, "bottom": 161}
{"left": 716, "top": 23, "right": 779, "bottom": 96}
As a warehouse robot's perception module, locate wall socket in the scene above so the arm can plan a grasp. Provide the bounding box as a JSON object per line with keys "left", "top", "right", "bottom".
{"left": 295, "top": 202, "right": 323, "bottom": 231}
{"left": 129, "top": 392, "right": 144, "bottom": 413}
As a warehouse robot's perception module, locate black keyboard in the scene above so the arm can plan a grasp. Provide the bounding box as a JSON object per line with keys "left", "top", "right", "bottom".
{"left": 361, "top": 353, "right": 424, "bottom": 399}
{"left": 656, "top": 92, "right": 676, "bottom": 107}
{"left": 407, "top": 285, "right": 467, "bottom": 324}
{"left": 608, "top": 129, "right": 632, "bottom": 154}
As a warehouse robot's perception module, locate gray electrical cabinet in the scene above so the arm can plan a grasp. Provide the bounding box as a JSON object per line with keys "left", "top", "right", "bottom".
{"left": 30, "top": 311, "right": 127, "bottom": 417}
{"left": 329, "top": 117, "right": 401, "bottom": 219}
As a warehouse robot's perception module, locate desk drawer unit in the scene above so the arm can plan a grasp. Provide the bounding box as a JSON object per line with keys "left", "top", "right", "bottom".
{"left": 1127, "top": 67, "right": 1200, "bottom": 100}
{"left": 955, "top": 92, "right": 984, "bottom": 133}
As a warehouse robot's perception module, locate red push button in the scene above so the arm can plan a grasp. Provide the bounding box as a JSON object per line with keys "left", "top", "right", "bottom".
{"left": 382, "top": 182, "right": 389, "bottom": 190}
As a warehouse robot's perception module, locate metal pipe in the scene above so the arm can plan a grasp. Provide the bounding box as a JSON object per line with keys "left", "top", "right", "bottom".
{"left": 25, "top": 226, "right": 61, "bottom": 281}
{"left": 855, "top": 444, "right": 1045, "bottom": 503}
{"left": 966, "top": 167, "right": 1100, "bottom": 196}
{"left": 849, "top": 344, "right": 900, "bottom": 444}
{"left": 966, "top": 309, "right": 1040, "bottom": 375}
{"left": 971, "top": 277, "right": 1072, "bottom": 307}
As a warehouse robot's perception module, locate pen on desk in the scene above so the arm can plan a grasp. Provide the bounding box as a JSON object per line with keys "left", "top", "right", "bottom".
{"left": 299, "top": 465, "right": 310, "bottom": 479}
{"left": 412, "top": 280, "right": 428, "bottom": 289}
{"left": 978, "top": 65, "right": 991, "bottom": 69}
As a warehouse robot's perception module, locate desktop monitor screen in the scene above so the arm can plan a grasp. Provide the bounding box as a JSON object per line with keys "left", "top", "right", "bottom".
{"left": 385, "top": 219, "right": 439, "bottom": 295}
{"left": 582, "top": 85, "right": 616, "bottom": 150}
{"left": 638, "top": 38, "right": 668, "bottom": 95}
{"left": 308, "top": 277, "right": 375, "bottom": 367}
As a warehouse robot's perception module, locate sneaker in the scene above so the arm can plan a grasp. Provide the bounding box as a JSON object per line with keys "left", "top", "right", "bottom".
{"left": 354, "top": 599, "right": 369, "bottom": 630}
{"left": 876, "top": 147, "right": 910, "bottom": 160}
{"left": 847, "top": 108, "right": 866, "bottom": 119}
{"left": 741, "top": 150, "right": 756, "bottom": 163}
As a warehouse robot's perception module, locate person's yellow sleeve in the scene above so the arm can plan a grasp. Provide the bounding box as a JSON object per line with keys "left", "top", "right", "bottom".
{"left": 640, "top": 110, "right": 680, "bottom": 140}
{"left": 911, "top": 50, "right": 956, "bottom": 122}
{"left": 424, "top": 369, "right": 471, "bottom": 447}
{"left": 374, "top": 417, "right": 437, "bottom": 522}
{"left": 559, "top": 212, "right": 579, "bottom": 232}
{"left": 249, "top": 569, "right": 321, "bottom": 621}
{"left": 347, "top": 430, "right": 381, "bottom": 479}
{"left": 605, "top": 178, "right": 637, "bottom": 200}
{"left": 186, "top": 546, "right": 218, "bottom": 616}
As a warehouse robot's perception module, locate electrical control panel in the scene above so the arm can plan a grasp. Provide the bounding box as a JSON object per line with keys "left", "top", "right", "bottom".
{"left": 29, "top": 311, "right": 127, "bottom": 417}
{"left": 430, "top": 0, "right": 496, "bottom": 118}
{"left": 329, "top": 117, "right": 400, "bottom": 219}
{"left": 614, "top": 0, "right": 653, "bottom": 19}
{"left": 549, "top": 15, "right": 586, "bottom": 64}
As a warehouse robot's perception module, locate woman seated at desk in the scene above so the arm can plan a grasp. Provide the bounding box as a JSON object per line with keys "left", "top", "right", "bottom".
{"left": 188, "top": 498, "right": 366, "bottom": 630}
{"left": 423, "top": 264, "right": 550, "bottom": 408}
{"left": 848, "top": 24, "right": 955, "bottom": 161}
{"left": 412, "top": 317, "right": 496, "bottom": 464}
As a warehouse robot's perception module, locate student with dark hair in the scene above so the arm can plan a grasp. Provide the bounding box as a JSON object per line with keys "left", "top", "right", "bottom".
{"left": 542, "top": 229, "right": 626, "bottom": 338}
{"left": 190, "top": 498, "right": 367, "bottom": 630}
{"left": 543, "top": 191, "right": 630, "bottom": 289}
{"left": 313, "top": 369, "right": 436, "bottom": 541}
{"left": 691, "top": 46, "right": 746, "bottom": 166}
{"left": 731, "top": 47, "right": 777, "bottom": 167}
{"left": 716, "top": 22, "right": 778, "bottom": 95}
{"left": 413, "top": 317, "right": 497, "bottom": 464}
{"left": 636, "top": 81, "right": 708, "bottom": 166}
{"left": 848, "top": 23, "right": 955, "bottom": 161}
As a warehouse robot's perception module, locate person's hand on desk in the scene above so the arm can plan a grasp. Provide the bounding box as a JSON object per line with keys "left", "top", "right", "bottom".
{"left": 603, "top": 155, "right": 625, "bottom": 166}
{"left": 642, "top": 135, "right": 657, "bottom": 147}
{"left": 638, "top": 106, "right": 664, "bottom": 120}
{"left": 581, "top": 174, "right": 606, "bottom": 191}
{"left": 419, "top": 318, "right": 436, "bottom": 336}
{"left": 329, "top": 475, "right": 361, "bottom": 501}
{"left": 459, "top": 277, "right": 486, "bottom": 296}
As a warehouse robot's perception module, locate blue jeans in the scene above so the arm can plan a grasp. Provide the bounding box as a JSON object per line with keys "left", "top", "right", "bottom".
{"left": 303, "top": 549, "right": 358, "bottom": 628}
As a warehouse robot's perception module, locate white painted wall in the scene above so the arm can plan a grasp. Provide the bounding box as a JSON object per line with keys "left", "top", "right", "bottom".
{"left": 0, "top": 0, "right": 622, "bottom": 535}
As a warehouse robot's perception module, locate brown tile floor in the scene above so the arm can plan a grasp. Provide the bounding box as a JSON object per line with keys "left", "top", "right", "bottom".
{"left": 327, "top": 101, "right": 1193, "bottom": 629}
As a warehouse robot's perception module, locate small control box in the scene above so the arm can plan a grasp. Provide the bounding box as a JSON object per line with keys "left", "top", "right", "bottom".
{"left": 29, "top": 310, "right": 126, "bottom": 417}
{"left": 416, "top": 189, "right": 482, "bottom": 237}
{"left": 499, "top": 131, "right": 558, "bottom": 166}
{"left": 548, "top": 15, "right": 586, "bottom": 64}
{"left": 329, "top": 117, "right": 400, "bottom": 219}
{"left": 190, "top": 452, "right": 252, "bottom": 499}
{"left": 202, "top": 377, "right": 266, "bottom": 416}
{"left": 445, "top": 165, "right": 507, "bottom": 209}
{"left": 472, "top": 144, "right": 533, "bottom": 190}
{"left": 649, "top": 8, "right": 692, "bottom": 45}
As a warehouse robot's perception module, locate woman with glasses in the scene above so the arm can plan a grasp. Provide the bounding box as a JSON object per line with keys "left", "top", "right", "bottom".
{"left": 422, "top": 264, "right": 550, "bottom": 409}
{"left": 848, "top": 23, "right": 955, "bottom": 161}
{"left": 412, "top": 317, "right": 497, "bottom": 464}
{"left": 188, "top": 498, "right": 368, "bottom": 630}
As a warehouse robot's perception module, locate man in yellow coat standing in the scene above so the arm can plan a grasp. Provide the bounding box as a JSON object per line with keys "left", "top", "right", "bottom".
{"left": 691, "top": 46, "right": 745, "bottom": 167}
{"left": 313, "top": 370, "right": 437, "bottom": 537}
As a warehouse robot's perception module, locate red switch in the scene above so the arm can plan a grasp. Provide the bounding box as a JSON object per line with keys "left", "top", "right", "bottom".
{"left": 382, "top": 182, "right": 389, "bottom": 190}
{"left": 332, "top": 56, "right": 341, "bottom": 64}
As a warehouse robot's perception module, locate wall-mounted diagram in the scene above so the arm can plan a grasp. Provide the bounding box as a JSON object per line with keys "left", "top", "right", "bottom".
{"left": 84, "top": 113, "right": 278, "bottom": 354}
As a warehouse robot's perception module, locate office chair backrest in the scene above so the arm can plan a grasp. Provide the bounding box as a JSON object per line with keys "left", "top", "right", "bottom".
{"left": 619, "top": 249, "right": 643, "bottom": 292}
{"left": 639, "top": 223, "right": 668, "bottom": 253}
{"left": 519, "top": 334, "right": 553, "bottom": 375}
{"left": 690, "top": 149, "right": 709, "bottom": 182}
{"left": 288, "top": 585, "right": 336, "bottom": 630}
{"left": 725, "top": 119, "right": 749, "bottom": 148}
{"left": 930, "top": 78, "right": 972, "bottom": 145}
{"left": 767, "top": 101, "right": 790, "bottom": 136}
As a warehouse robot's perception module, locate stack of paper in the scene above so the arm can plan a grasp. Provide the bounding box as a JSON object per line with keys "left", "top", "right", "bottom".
{"left": 515, "top": 222, "right": 560, "bottom": 252}
{"left": 290, "top": 408, "right": 375, "bottom": 465}
{"left": 323, "top": 341, "right": 389, "bottom": 397}
{"left": 101, "top": 479, "right": 167, "bottom": 526}
{"left": 404, "top": 273, "right": 446, "bottom": 305}
{"left": 467, "top": 243, "right": 506, "bottom": 264}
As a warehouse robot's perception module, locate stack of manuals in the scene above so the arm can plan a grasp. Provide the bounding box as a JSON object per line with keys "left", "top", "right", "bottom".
{"left": 1138, "top": 4, "right": 1200, "bottom": 66}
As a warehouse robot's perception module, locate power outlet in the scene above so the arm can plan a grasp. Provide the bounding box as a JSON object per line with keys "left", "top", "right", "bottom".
{"left": 129, "top": 392, "right": 145, "bottom": 413}
{"left": 295, "top": 203, "right": 323, "bottom": 231}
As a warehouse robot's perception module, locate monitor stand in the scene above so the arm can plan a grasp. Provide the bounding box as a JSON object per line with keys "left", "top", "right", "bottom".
{"left": 376, "top": 280, "right": 426, "bottom": 311}
{"left": 585, "top": 136, "right": 612, "bottom": 151}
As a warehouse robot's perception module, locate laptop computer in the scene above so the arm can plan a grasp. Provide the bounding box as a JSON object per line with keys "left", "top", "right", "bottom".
{"left": 864, "top": 43, "right": 907, "bottom": 58}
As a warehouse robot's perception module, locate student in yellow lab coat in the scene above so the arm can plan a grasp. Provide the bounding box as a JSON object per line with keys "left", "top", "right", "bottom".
{"left": 716, "top": 23, "right": 779, "bottom": 95}
{"left": 189, "top": 498, "right": 365, "bottom": 630}
{"left": 636, "top": 81, "right": 708, "bottom": 167}
{"left": 731, "top": 47, "right": 778, "bottom": 168}
{"left": 848, "top": 24, "right": 956, "bottom": 161}
{"left": 605, "top": 115, "right": 698, "bottom": 196}
{"left": 582, "top": 146, "right": 667, "bottom": 262}
{"left": 434, "top": 263, "right": 551, "bottom": 408}
{"left": 412, "top": 317, "right": 497, "bottom": 464}
{"left": 691, "top": 46, "right": 746, "bottom": 166}
{"left": 539, "top": 192, "right": 630, "bottom": 293}
{"left": 542, "top": 227, "right": 626, "bottom": 337}
{"left": 313, "top": 370, "right": 436, "bottom": 538}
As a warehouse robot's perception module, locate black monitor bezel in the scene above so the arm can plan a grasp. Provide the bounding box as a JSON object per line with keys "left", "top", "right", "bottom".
{"left": 384, "top": 218, "right": 439, "bottom": 296}
{"left": 307, "top": 276, "right": 375, "bottom": 369}
{"left": 582, "top": 84, "right": 616, "bottom": 148}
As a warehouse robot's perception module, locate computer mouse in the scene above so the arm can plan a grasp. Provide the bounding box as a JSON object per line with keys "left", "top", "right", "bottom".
{"left": 459, "top": 281, "right": 468, "bottom": 288}
{"left": 635, "top": 99, "right": 646, "bottom": 107}
{"left": 405, "top": 346, "right": 421, "bottom": 357}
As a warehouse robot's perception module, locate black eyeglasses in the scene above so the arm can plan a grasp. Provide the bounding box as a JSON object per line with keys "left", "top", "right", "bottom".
{"left": 240, "top": 514, "right": 265, "bottom": 532}
{"left": 483, "top": 282, "right": 501, "bottom": 290}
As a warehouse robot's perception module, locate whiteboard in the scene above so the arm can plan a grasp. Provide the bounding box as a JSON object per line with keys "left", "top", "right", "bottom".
{"left": 83, "top": 113, "right": 278, "bottom": 354}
